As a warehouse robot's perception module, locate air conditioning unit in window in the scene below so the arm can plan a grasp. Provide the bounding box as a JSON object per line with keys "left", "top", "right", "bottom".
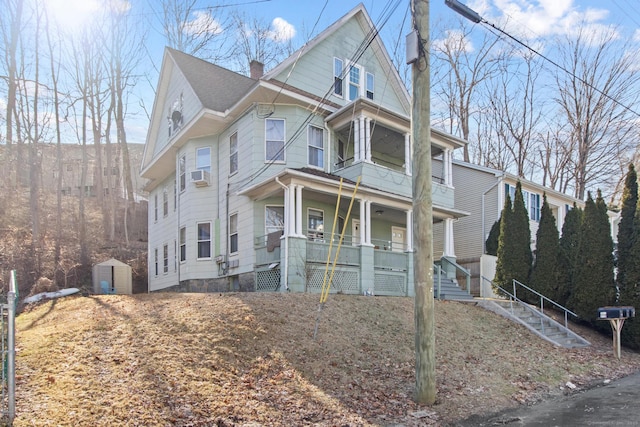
{"left": 190, "top": 170, "right": 210, "bottom": 187}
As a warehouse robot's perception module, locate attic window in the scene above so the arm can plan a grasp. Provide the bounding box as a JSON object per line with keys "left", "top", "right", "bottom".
{"left": 168, "top": 93, "right": 184, "bottom": 137}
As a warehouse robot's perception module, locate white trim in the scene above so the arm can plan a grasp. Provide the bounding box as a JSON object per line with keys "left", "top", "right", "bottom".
{"left": 196, "top": 221, "right": 212, "bottom": 260}
{"left": 265, "top": 117, "right": 286, "bottom": 163}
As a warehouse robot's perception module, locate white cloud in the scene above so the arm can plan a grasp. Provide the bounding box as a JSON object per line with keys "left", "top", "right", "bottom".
{"left": 268, "top": 17, "right": 295, "bottom": 42}
{"left": 183, "top": 11, "right": 223, "bottom": 36}
{"left": 433, "top": 29, "right": 475, "bottom": 54}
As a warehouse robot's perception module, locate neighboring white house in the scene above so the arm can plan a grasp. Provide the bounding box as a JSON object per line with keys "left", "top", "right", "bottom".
{"left": 140, "top": 4, "right": 469, "bottom": 295}
{"left": 432, "top": 160, "right": 585, "bottom": 296}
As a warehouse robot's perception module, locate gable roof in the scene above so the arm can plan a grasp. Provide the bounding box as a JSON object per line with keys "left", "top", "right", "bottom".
{"left": 166, "top": 47, "right": 257, "bottom": 113}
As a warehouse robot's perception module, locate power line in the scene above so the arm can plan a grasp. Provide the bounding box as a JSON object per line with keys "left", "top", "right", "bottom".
{"left": 445, "top": 0, "right": 640, "bottom": 119}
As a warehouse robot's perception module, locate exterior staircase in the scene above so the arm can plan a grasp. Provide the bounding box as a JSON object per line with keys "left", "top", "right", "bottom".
{"left": 479, "top": 298, "right": 591, "bottom": 348}
{"left": 434, "top": 276, "right": 475, "bottom": 302}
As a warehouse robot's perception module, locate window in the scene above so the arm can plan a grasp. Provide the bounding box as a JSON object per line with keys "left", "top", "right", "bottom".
{"left": 154, "top": 194, "right": 158, "bottom": 222}
{"left": 163, "top": 187, "right": 168, "bottom": 217}
{"left": 154, "top": 248, "right": 158, "bottom": 276}
{"left": 530, "top": 193, "right": 541, "bottom": 222}
{"left": 229, "top": 213, "right": 238, "bottom": 254}
{"left": 348, "top": 64, "right": 361, "bottom": 101}
{"left": 196, "top": 147, "right": 211, "bottom": 173}
{"left": 179, "top": 155, "right": 186, "bottom": 192}
{"left": 163, "top": 244, "right": 169, "bottom": 274}
{"left": 308, "top": 125, "right": 324, "bottom": 168}
{"left": 197, "top": 222, "right": 211, "bottom": 259}
{"left": 366, "top": 72, "right": 374, "bottom": 100}
{"left": 174, "top": 181, "right": 177, "bottom": 211}
{"left": 333, "top": 58, "right": 343, "bottom": 97}
{"left": 174, "top": 240, "right": 177, "bottom": 271}
{"left": 265, "top": 206, "right": 285, "bottom": 235}
{"left": 308, "top": 208, "right": 324, "bottom": 240}
{"left": 179, "top": 226, "right": 186, "bottom": 262}
{"left": 337, "top": 139, "right": 345, "bottom": 168}
{"left": 230, "top": 132, "right": 238, "bottom": 175}
{"left": 266, "top": 118, "right": 285, "bottom": 162}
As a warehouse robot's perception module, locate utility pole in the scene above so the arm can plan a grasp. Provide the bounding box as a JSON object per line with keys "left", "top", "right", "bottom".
{"left": 411, "top": 0, "right": 436, "bottom": 404}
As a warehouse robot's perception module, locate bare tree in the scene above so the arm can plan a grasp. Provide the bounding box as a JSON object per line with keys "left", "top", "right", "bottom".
{"left": 485, "top": 51, "right": 543, "bottom": 178}
{"left": 431, "top": 18, "right": 502, "bottom": 162}
{"left": 231, "top": 11, "right": 296, "bottom": 75}
{"left": 553, "top": 26, "right": 640, "bottom": 200}
{"left": 158, "top": 0, "right": 233, "bottom": 61}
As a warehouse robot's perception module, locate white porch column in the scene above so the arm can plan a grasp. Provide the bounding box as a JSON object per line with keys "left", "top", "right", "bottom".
{"left": 444, "top": 148, "right": 452, "bottom": 186}
{"left": 404, "top": 133, "right": 412, "bottom": 175}
{"left": 354, "top": 118, "right": 361, "bottom": 162}
{"left": 365, "top": 200, "right": 372, "bottom": 245}
{"left": 406, "top": 209, "right": 413, "bottom": 251}
{"left": 359, "top": 199, "right": 366, "bottom": 246}
{"left": 296, "top": 185, "right": 304, "bottom": 236}
{"left": 365, "top": 117, "right": 372, "bottom": 162}
{"left": 286, "top": 184, "right": 295, "bottom": 236}
{"left": 359, "top": 115, "right": 366, "bottom": 163}
{"left": 443, "top": 217, "right": 456, "bottom": 258}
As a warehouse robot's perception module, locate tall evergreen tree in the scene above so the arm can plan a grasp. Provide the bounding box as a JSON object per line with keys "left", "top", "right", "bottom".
{"left": 558, "top": 203, "right": 582, "bottom": 306}
{"left": 617, "top": 163, "right": 638, "bottom": 301}
{"left": 621, "top": 204, "right": 640, "bottom": 349}
{"left": 485, "top": 219, "right": 500, "bottom": 256}
{"left": 530, "top": 194, "right": 560, "bottom": 302}
{"left": 494, "top": 182, "right": 532, "bottom": 299}
{"left": 569, "top": 191, "right": 615, "bottom": 324}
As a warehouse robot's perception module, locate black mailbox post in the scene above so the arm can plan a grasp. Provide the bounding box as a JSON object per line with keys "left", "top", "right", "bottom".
{"left": 597, "top": 306, "right": 635, "bottom": 359}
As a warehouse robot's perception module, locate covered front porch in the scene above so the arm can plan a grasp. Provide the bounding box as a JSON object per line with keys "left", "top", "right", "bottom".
{"left": 241, "top": 169, "right": 467, "bottom": 296}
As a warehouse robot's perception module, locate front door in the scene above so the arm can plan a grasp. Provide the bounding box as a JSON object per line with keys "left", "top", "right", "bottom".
{"left": 391, "top": 226, "right": 406, "bottom": 252}
{"left": 352, "top": 219, "right": 360, "bottom": 246}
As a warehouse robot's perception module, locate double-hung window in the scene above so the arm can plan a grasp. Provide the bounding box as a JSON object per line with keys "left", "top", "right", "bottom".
{"left": 308, "top": 208, "right": 324, "bottom": 240}
{"left": 529, "top": 193, "right": 541, "bottom": 222}
{"left": 179, "top": 226, "right": 186, "bottom": 262}
{"left": 230, "top": 132, "right": 238, "bottom": 175}
{"left": 154, "top": 248, "right": 158, "bottom": 276}
{"left": 334, "top": 58, "right": 343, "bottom": 97}
{"left": 265, "top": 206, "right": 285, "bottom": 235}
{"left": 197, "top": 222, "right": 211, "bottom": 259}
{"left": 348, "top": 64, "right": 361, "bottom": 101}
{"left": 196, "top": 147, "right": 211, "bottom": 173}
{"left": 179, "top": 155, "right": 186, "bottom": 192}
{"left": 366, "top": 72, "right": 374, "bottom": 100}
{"left": 163, "top": 244, "right": 169, "bottom": 274}
{"left": 154, "top": 194, "right": 158, "bottom": 222}
{"left": 229, "top": 213, "right": 238, "bottom": 254}
{"left": 265, "top": 118, "right": 285, "bottom": 162}
{"left": 163, "top": 187, "right": 168, "bottom": 217}
{"left": 308, "top": 125, "right": 324, "bottom": 168}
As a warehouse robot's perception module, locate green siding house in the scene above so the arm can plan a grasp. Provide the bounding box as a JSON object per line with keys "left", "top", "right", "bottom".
{"left": 141, "top": 4, "right": 468, "bottom": 295}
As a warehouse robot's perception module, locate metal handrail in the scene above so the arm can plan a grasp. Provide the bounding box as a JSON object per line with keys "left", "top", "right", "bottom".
{"left": 439, "top": 257, "right": 471, "bottom": 293}
{"left": 511, "top": 279, "right": 579, "bottom": 329}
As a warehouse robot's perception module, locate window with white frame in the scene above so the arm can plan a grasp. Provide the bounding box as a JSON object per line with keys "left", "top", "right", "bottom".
{"left": 163, "top": 244, "right": 169, "bottom": 274}
{"left": 229, "top": 213, "right": 238, "bottom": 254}
{"left": 530, "top": 193, "right": 541, "bottom": 222}
{"left": 265, "top": 206, "right": 284, "bottom": 235}
{"left": 348, "top": 64, "right": 361, "bottom": 101}
{"left": 179, "top": 226, "right": 186, "bottom": 262}
{"left": 308, "top": 125, "right": 324, "bottom": 168}
{"left": 265, "top": 118, "right": 285, "bottom": 162}
{"left": 196, "top": 147, "right": 211, "bottom": 173}
{"left": 154, "top": 248, "right": 158, "bottom": 276}
{"left": 366, "top": 72, "right": 374, "bottom": 100}
{"left": 333, "top": 58, "right": 343, "bottom": 97}
{"left": 154, "top": 194, "right": 158, "bottom": 222}
{"left": 179, "top": 154, "right": 186, "bottom": 192}
{"left": 230, "top": 132, "right": 238, "bottom": 175}
{"left": 308, "top": 208, "right": 324, "bottom": 240}
{"left": 197, "top": 222, "right": 211, "bottom": 259}
{"left": 163, "top": 187, "right": 168, "bottom": 217}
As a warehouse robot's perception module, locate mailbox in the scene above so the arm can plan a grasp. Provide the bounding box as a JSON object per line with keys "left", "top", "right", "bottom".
{"left": 598, "top": 306, "right": 636, "bottom": 319}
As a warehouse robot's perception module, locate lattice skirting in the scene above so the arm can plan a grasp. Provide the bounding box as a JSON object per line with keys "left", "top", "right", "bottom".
{"left": 256, "top": 268, "right": 281, "bottom": 292}
{"left": 374, "top": 271, "right": 407, "bottom": 296}
{"left": 306, "top": 265, "right": 360, "bottom": 294}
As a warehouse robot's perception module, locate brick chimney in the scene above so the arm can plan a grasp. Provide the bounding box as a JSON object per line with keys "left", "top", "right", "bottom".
{"left": 250, "top": 60, "right": 264, "bottom": 79}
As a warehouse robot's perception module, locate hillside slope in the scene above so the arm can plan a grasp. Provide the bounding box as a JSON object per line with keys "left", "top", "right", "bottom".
{"left": 14, "top": 293, "right": 640, "bottom": 426}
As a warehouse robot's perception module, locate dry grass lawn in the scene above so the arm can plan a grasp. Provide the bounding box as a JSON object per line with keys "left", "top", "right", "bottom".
{"left": 14, "top": 293, "right": 640, "bottom": 426}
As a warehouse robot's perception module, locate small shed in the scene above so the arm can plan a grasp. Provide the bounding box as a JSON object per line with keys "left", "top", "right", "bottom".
{"left": 92, "top": 258, "right": 132, "bottom": 295}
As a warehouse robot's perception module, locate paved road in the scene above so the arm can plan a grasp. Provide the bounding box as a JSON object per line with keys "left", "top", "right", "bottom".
{"left": 455, "top": 371, "right": 640, "bottom": 426}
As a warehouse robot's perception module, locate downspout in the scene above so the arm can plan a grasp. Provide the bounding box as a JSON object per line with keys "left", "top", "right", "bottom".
{"left": 176, "top": 153, "right": 181, "bottom": 291}
{"left": 275, "top": 176, "right": 289, "bottom": 291}
{"left": 481, "top": 173, "right": 504, "bottom": 254}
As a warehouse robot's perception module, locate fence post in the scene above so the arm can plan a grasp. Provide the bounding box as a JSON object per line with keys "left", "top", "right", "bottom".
{"left": 7, "top": 270, "right": 16, "bottom": 423}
